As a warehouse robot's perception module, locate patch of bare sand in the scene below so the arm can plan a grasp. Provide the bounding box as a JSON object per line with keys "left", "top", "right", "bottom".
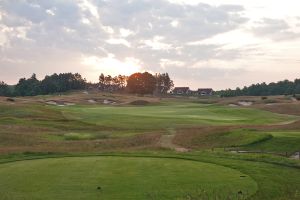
{"left": 45, "top": 100, "right": 75, "bottom": 106}
{"left": 159, "top": 134, "right": 189, "bottom": 152}
{"left": 290, "top": 152, "right": 300, "bottom": 160}
{"left": 238, "top": 101, "right": 253, "bottom": 106}
{"left": 88, "top": 99, "right": 97, "bottom": 104}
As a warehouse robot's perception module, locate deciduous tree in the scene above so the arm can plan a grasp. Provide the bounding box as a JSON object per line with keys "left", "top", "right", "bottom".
{"left": 127, "top": 72, "right": 156, "bottom": 94}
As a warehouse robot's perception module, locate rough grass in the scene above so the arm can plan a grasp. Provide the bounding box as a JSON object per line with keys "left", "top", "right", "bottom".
{"left": 214, "top": 129, "right": 273, "bottom": 147}
{"left": 240, "top": 131, "right": 300, "bottom": 154}
{"left": 255, "top": 103, "right": 300, "bottom": 116}
{"left": 173, "top": 127, "right": 270, "bottom": 150}
{"left": 0, "top": 97, "right": 297, "bottom": 153}
{"left": 0, "top": 132, "right": 161, "bottom": 154}
{"left": 63, "top": 133, "right": 92, "bottom": 140}
{"left": 174, "top": 128, "right": 300, "bottom": 155}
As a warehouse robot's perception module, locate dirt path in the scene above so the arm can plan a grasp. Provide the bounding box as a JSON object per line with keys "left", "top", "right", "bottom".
{"left": 159, "top": 134, "right": 189, "bottom": 152}
{"left": 274, "top": 120, "right": 298, "bottom": 126}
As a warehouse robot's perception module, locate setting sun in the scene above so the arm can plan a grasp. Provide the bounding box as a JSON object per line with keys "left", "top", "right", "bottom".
{"left": 81, "top": 54, "right": 142, "bottom": 76}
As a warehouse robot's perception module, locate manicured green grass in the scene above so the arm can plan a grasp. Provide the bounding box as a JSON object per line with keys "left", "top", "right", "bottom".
{"left": 185, "top": 152, "right": 300, "bottom": 200}
{"left": 60, "top": 102, "right": 292, "bottom": 136}
{"left": 0, "top": 156, "right": 257, "bottom": 200}
{"left": 0, "top": 152, "right": 299, "bottom": 200}
{"left": 0, "top": 102, "right": 293, "bottom": 139}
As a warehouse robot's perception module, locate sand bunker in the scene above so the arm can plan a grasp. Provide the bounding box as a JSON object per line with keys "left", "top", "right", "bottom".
{"left": 103, "top": 99, "right": 116, "bottom": 105}
{"left": 46, "top": 101, "right": 58, "bottom": 105}
{"left": 290, "top": 152, "right": 300, "bottom": 160}
{"left": 88, "top": 99, "right": 97, "bottom": 104}
{"left": 46, "top": 100, "right": 75, "bottom": 106}
{"left": 238, "top": 101, "right": 253, "bottom": 106}
{"left": 291, "top": 97, "right": 298, "bottom": 102}
{"left": 65, "top": 102, "right": 75, "bottom": 106}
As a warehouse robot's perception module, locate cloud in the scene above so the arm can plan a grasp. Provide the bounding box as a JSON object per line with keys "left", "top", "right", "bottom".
{"left": 251, "top": 18, "right": 300, "bottom": 41}
{"left": 106, "top": 38, "right": 131, "bottom": 47}
{"left": 140, "top": 36, "right": 173, "bottom": 50}
{"left": 0, "top": 0, "right": 300, "bottom": 89}
{"left": 0, "top": 0, "right": 248, "bottom": 68}
{"left": 164, "top": 65, "right": 248, "bottom": 89}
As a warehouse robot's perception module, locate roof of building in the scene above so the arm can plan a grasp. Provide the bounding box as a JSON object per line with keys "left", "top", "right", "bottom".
{"left": 198, "top": 88, "right": 213, "bottom": 93}
{"left": 174, "top": 87, "right": 190, "bottom": 89}
{"left": 172, "top": 87, "right": 190, "bottom": 94}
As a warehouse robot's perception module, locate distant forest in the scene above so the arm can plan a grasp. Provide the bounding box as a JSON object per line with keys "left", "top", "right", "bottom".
{"left": 216, "top": 79, "right": 300, "bottom": 97}
{"left": 0, "top": 72, "right": 173, "bottom": 97}
{"left": 1, "top": 72, "right": 299, "bottom": 97}
{"left": 0, "top": 73, "right": 86, "bottom": 97}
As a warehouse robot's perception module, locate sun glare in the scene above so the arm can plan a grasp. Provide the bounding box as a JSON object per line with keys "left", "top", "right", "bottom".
{"left": 81, "top": 55, "right": 142, "bottom": 76}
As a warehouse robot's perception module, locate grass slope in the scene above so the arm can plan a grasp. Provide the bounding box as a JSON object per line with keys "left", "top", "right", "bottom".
{"left": 174, "top": 128, "right": 300, "bottom": 155}
{"left": 241, "top": 131, "right": 300, "bottom": 154}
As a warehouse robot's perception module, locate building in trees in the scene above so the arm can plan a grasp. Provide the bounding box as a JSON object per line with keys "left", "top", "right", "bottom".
{"left": 172, "top": 87, "right": 191, "bottom": 95}
{"left": 198, "top": 88, "right": 214, "bottom": 96}
{"left": 171, "top": 87, "right": 214, "bottom": 96}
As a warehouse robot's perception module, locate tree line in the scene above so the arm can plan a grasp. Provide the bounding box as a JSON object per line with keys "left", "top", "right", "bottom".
{"left": 217, "top": 79, "right": 300, "bottom": 97}
{"left": 0, "top": 72, "right": 174, "bottom": 97}
{"left": 97, "top": 72, "right": 173, "bottom": 95}
{"left": 0, "top": 73, "right": 86, "bottom": 97}
{"left": 98, "top": 73, "right": 127, "bottom": 92}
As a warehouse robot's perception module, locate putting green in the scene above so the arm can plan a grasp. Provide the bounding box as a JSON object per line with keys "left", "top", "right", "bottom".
{"left": 0, "top": 156, "right": 257, "bottom": 200}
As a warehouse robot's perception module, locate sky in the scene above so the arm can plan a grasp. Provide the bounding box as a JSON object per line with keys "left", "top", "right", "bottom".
{"left": 0, "top": 0, "right": 300, "bottom": 90}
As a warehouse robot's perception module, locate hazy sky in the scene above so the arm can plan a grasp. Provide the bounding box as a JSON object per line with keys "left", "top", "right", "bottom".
{"left": 1, "top": 0, "right": 300, "bottom": 89}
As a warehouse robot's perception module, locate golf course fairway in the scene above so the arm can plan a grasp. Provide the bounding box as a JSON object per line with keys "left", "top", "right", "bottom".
{"left": 0, "top": 156, "right": 257, "bottom": 200}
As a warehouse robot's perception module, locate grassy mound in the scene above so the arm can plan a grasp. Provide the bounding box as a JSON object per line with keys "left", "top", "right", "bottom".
{"left": 241, "top": 131, "right": 300, "bottom": 154}
{"left": 129, "top": 100, "right": 150, "bottom": 106}
{"left": 0, "top": 156, "right": 257, "bottom": 200}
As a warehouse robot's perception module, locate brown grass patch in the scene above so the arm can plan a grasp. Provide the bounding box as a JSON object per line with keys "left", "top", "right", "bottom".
{"left": 0, "top": 132, "right": 162, "bottom": 154}
{"left": 255, "top": 103, "right": 300, "bottom": 116}
{"left": 173, "top": 126, "right": 232, "bottom": 149}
